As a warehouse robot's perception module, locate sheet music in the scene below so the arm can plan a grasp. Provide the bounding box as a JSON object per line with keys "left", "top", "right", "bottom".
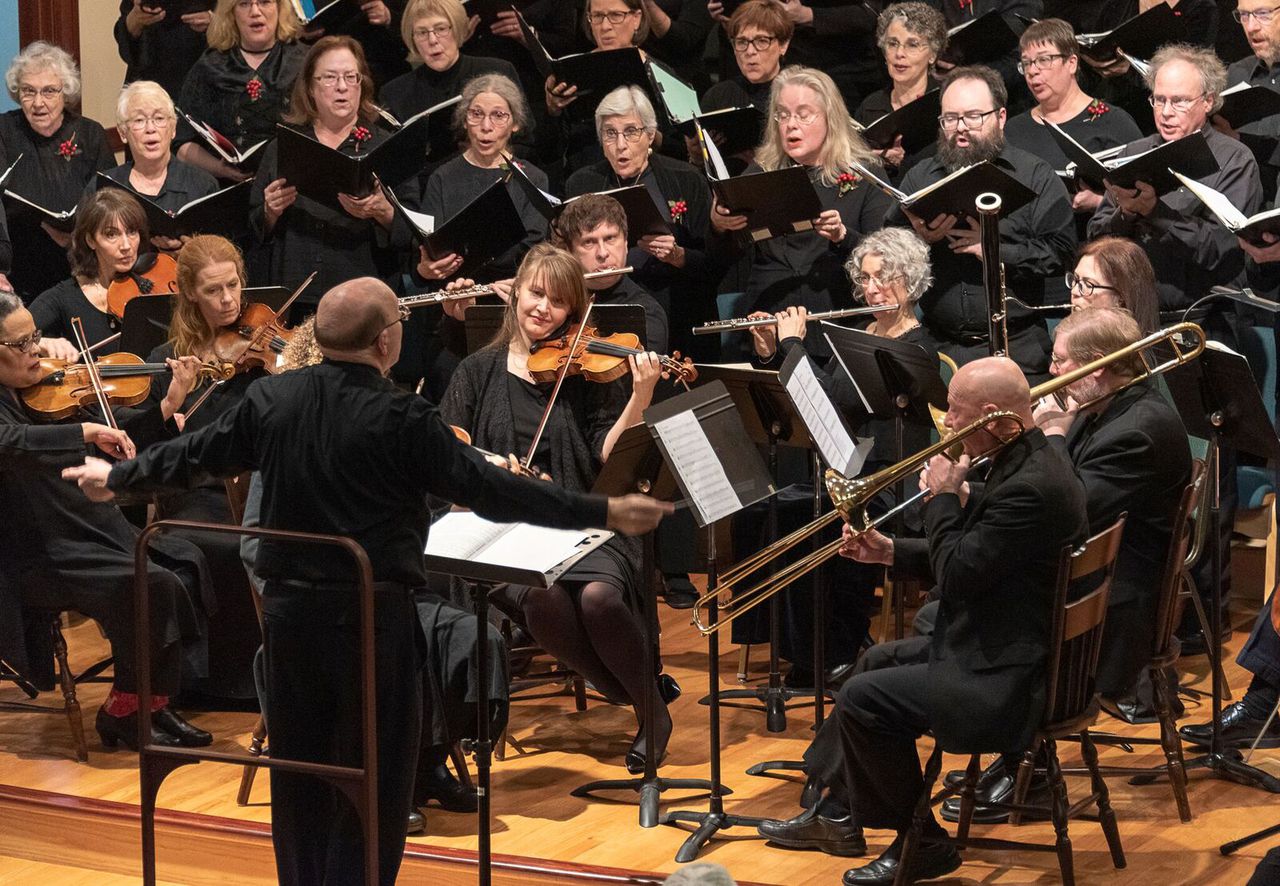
{"left": 783, "top": 353, "right": 859, "bottom": 471}
{"left": 697, "top": 121, "right": 730, "bottom": 180}
{"left": 426, "top": 511, "right": 610, "bottom": 574}
{"left": 652, "top": 410, "right": 740, "bottom": 525}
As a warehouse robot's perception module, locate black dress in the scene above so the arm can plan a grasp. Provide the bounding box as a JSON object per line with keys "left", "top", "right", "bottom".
{"left": 0, "top": 111, "right": 115, "bottom": 301}
{"left": 28, "top": 279, "right": 121, "bottom": 353}
{"left": 854, "top": 79, "right": 941, "bottom": 185}
{"left": 114, "top": 0, "right": 209, "bottom": 97}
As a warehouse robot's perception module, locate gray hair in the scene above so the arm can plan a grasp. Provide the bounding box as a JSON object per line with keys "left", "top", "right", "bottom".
{"left": 876, "top": 2, "right": 948, "bottom": 57}
{"left": 116, "top": 80, "right": 175, "bottom": 126}
{"left": 0, "top": 291, "right": 23, "bottom": 326}
{"left": 662, "top": 863, "right": 737, "bottom": 886}
{"left": 1146, "top": 43, "right": 1227, "bottom": 114}
{"left": 6, "top": 41, "right": 82, "bottom": 105}
{"left": 594, "top": 85, "right": 657, "bottom": 140}
{"left": 453, "top": 73, "right": 531, "bottom": 135}
{"left": 845, "top": 227, "right": 933, "bottom": 304}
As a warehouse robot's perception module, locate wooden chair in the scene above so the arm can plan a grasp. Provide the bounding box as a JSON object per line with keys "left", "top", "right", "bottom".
{"left": 0, "top": 612, "right": 92, "bottom": 762}
{"left": 895, "top": 517, "right": 1129, "bottom": 886}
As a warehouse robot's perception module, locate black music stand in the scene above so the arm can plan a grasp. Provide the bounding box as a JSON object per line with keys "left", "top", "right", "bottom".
{"left": 463, "top": 303, "right": 649, "bottom": 355}
{"left": 689, "top": 363, "right": 824, "bottom": 734}
{"left": 120, "top": 296, "right": 174, "bottom": 359}
{"left": 1163, "top": 345, "right": 1280, "bottom": 794}
{"left": 570, "top": 423, "right": 724, "bottom": 827}
{"left": 645, "top": 381, "right": 777, "bottom": 862}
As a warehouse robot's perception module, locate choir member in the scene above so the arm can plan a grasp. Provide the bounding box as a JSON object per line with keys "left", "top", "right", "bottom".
{"left": 921, "top": 0, "right": 1043, "bottom": 114}
{"left": 0, "top": 43, "right": 115, "bottom": 302}
{"left": 305, "top": 0, "right": 410, "bottom": 90}
{"left": 1217, "top": 0, "right": 1280, "bottom": 201}
{"left": 175, "top": 0, "right": 309, "bottom": 182}
{"left": 115, "top": 0, "right": 211, "bottom": 98}
{"left": 636, "top": 1, "right": 716, "bottom": 95}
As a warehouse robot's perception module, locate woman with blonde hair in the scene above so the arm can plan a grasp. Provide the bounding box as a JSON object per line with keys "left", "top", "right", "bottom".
{"left": 712, "top": 65, "right": 892, "bottom": 360}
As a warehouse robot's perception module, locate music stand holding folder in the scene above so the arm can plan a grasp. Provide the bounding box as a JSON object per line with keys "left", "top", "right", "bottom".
{"left": 570, "top": 423, "right": 722, "bottom": 828}
{"left": 645, "top": 381, "right": 776, "bottom": 862}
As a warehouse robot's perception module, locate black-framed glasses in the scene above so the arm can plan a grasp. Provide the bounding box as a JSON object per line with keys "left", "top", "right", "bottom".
{"left": 1065, "top": 272, "right": 1119, "bottom": 299}
{"left": 732, "top": 35, "right": 778, "bottom": 52}
{"left": 1016, "top": 53, "right": 1067, "bottom": 75}
{"left": 1, "top": 329, "right": 42, "bottom": 354}
{"left": 938, "top": 109, "right": 998, "bottom": 131}
{"left": 1233, "top": 5, "right": 1280, "bottom": 24}
{"left": 587, "top": 10, "right": 638, "bottom": 25}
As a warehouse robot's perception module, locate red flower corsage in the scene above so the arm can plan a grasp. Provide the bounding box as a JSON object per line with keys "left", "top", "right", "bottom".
{"left": 57, "top": 132, "right": 79, "bottom": 162}
{"left": 245, "top": 77, "right": 264, "bottom": 102}
{"left": 668, "top": 199, "right": 688, "bottom": 223}
{"left": 352, "top": 125, "right": 371, "bottom": 153}
{"left": 958, "top": 0, "right": 973, "bottom": 9}
{"left": 1084, "top": 98, "right": 1110, "bottom": 122}
{"left": 836, "top": 171, "right": 861, "bottom": 196}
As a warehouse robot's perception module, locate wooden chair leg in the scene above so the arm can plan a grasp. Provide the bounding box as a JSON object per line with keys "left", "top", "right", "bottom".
{"left": 571, "top": 674, "right": 587, "bottom": 712}
{"left": 1044, "top": 738, "right": 1075, "bottom": 886}
{"left": 894, "top": 744, "right": 944, "bottom": 886}
{"left": 50, "top": 618, "right": 87, "bottom": 762}
{"left": 1151, "top": 665, "right": 1192, "bottom": 822}
{"left": 236, "top": 716, "right": 268, "bottom": 806}
{"left": 1009, "top": 745, "right": 1038, "bottom": 826}
{"left": 956, "top": 753, "right": 982, "bottom": 841}
{"left": 450, "top": 741, "right": 473, "bottom": 788}
{"left": 736, "top": 644, "right": 750, "bottom": 684}
{"left": 1079, "top": 729, "right": 1126, "bottom": 869}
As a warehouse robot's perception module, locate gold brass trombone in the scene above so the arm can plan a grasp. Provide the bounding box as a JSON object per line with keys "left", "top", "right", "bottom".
{"left": 692, "top": 321, "right": 1207, "bottom": 636}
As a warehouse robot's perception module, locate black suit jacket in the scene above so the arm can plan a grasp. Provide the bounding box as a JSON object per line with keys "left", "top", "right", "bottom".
{"left": 894, "top": 429, "right": 1088, "bottom": 752}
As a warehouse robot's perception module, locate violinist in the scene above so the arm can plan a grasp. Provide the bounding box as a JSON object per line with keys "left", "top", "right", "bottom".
{"left": 440, "top": 242, "right": 675, "bottom": 773}
{"left": 29, "top": 188, "right": 150, "bottom": 362}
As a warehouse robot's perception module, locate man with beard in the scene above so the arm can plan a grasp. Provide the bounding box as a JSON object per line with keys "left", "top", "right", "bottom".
{"left": 1215, "top": 0, "right": 1280, "bottom": 202}
{"left": 885, "top": 65, "right": 1075, "bottom": 381}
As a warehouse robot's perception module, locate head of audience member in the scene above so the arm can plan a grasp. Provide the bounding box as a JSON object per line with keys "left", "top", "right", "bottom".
{"left": 1050, "top": 307, "right": 1144, "bottom": 409}
{"left": 595, "top": 85, "right": 658, "bottom": 181}
{"left": 286, "top": 36, "right": 377, "bottom": 129}
{"left": 758, "top": 65, "right": 874, "bottom": 184}
{"left": 1018, "top": 19, "right": 1082, "bottom": 112}
{"left": 6, "top": 41, "right": 80, "bottom": 138}
{"left": 661, "top": 862, "right": 738, "bottom": 886}
{"left": 1145, "top": 43, "right": 1225, "bottom": 141}
{"left": 944, "top": 356, "right": 1032, "bottom": 457}
{"left": 876, "top": 3, "right": 946, "bottom": 93}
{"left": 313, "top": 277, "right": 405, "bottom": 373}
{"left": 171, "top": 235, "right": 247, "bottom": 356}
{"left": 116, "top": 81, "right": 177, "bottom": 171}
{"left": 402, "top": 0, "right": 469, "bottom": 72}
{"left": 727, "top": 1, "right": 793, "bottom": 85}
{"left": 1236, "top": 0, "right": 1280, "bottom": 66}
{"left": 208, "top": 0, "right": 303, "bottom": 53}
{"left": 455, "top": 74, "right": 528, "bottom": 166}
{"left": 496, "top": 242, "right": 589, "bottom": 350}
{"left": 846, "top": 227, "right": 932, "bottom": 333}
{"left": 0, "top": 292, "right": 43, "bottom": 390}
{"left": 937, "top": 65, "right": 1007, "bottom": 169}
{"left": 553, "top": 193, "right": 629, "bottom": 291}
{"left": 584, "top": 0, "right": 649, "bottom": 51}
{"left": 1072, "top": 237, "right": 1159, "bottom": 334}
{"left": 70, "top": 188, "right": 148, "bottom": 287}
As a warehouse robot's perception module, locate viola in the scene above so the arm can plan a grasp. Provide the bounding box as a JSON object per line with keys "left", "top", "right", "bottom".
{"left": 106, "top": 252, "right": 179, "bottom": 320}
{"left": 21, "top": 352, "right": 231, "bottom": 422}
{"left": 527, "top": 322, "right": 698, "bottom": 386}
{"left": 211, "top": 302, "right": 295, "bottom": 375}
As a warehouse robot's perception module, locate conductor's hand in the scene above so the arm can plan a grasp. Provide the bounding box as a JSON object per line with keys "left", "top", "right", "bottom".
{"left": 606, "top": 494, "right": 675, "bottom": 536}
{"left": 920, "top": 452, "right": 969, "bottom": 498}
{"left": 839, "top": 523, "right": 893, "bottom": 565}
{"left": 80, "top": 424, "right": 135, "bottom": 461}
{"left": 62, "top": 456, "right": 119, "bottom": 502}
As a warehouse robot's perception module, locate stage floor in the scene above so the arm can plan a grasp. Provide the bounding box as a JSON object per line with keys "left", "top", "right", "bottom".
{"left": 0, "top": 594, "right": 1278, "bottom": 885}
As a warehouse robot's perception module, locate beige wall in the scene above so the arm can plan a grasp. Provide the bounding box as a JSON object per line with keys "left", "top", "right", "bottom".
{"left": 78, "top": 0, "right": 127, "bottom": 134}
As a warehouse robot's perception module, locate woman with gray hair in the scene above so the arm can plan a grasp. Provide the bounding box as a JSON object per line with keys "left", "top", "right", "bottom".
{"left": 0, "top": 41, "right": 115, "bottom": 300}
{"left": 565, "top": 85, "right": 714, "bottom": 355}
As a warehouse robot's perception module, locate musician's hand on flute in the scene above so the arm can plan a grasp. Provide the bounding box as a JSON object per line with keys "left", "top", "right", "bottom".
{"left": 904, "top": 208, "right": 955, "bottom": 244}
{"left": 441, "top": 276, "right": 478, "bottom": 321}
{"left": 748, "top": 311, "right": 778, "bottom": 360}
{"left": 490, "top": 278, "right": 514, "bottom": 302}
{"left": 945, "top": 216, "right": 982, "bottom": 256}
{"left": 775, "top": 305, "right": 808, "bottom": 343}
{"left": 839, "top": 523, "right": 893, "bottom": 565}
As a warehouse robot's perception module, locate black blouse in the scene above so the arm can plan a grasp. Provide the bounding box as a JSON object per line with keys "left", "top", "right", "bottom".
{"left": 113, "top": 0, "right": 209, "bottom": 97}
{"left": 854, "top": 81, "right": 942, "bottom": 185}
{"left": 28, "top": 278, "right": 120, "bottom": 352}
{"left": 90, "top": 156, "right": 220, "bottom": 215}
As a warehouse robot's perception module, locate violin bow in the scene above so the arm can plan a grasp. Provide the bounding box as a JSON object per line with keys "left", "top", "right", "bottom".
{"left": 83, "top": 332, "right": 122, "bottom": 359}
{"left": 272, "top": 271, "right": 318, "bottom": 325}
{"left": 522, "top": 296, "right": 596, "bottom": 473}
{"left": 69, "top": 317, "right": 118, "bottom": 430}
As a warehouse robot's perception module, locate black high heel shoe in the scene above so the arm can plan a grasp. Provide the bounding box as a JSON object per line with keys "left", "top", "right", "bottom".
{"left": 153, "top": 708, "right": 213, "bottom": 747}
{"left": 624, "top": 703, "right": 673, "bottom": 775}
{"left": 96, "top": 708, "right": 181, "bottom": 752}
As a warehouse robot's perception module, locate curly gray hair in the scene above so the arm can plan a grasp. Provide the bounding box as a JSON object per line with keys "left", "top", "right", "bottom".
{"left": 594, "top": 85, "right": 657, "bottom": 140}
{"left": 876, "top": 2, "right": 948, "bottom": 57}
{"left": 453, "top": 73, "right": 531, "bottom": 136}
{"left": 5, "top": 41, "right": 81, "bottom": 105}
{"left": 1146, "top": 43, "right": 1227, "bottom": 115}
{"left": 845, "top": 227, "right": 933, "bottom": 304}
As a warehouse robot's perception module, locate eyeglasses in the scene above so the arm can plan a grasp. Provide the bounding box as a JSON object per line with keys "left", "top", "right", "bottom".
{"left": 1065, "top": 272, "right": 1119, "bottom": 299}
{"left": 1148, "top": 92, "right": 1207, "bottom": 112}
{"left": 124, "top": 114, "right": 173, "bottom": 131}
{"left": 852, "top": 272, "right": 905, "bottom": 289}
{"left": 1, "top": 329, "right": 42, "bottom": 354}
{"left": 1016, "top": 53, "right": 1067, "bottom": 75}
{"left": 587, "top": 10, "right": 639, "bottom": 25}
{"left": 773, "top": 108, "right": 821, "bottom": 126}
{"left": 236, "top": 0, "right": 276, "bottom": 8}
{"left": 1232, "top": 5, "right": 1280, "bottom": 24}
{"left": 938, "top": 109, "right": 998, "bottom": 130}
{"left": 314, "top": 71, "right": 362, "bottom": 88}
{"left": 371, "top": 307, "right": 410, "bottom": 345}
{"left": 467, "top": 107, "right": 512, "bottom": 125}
{"left": 883, "top": 37, "right": 929, "bottom": 54}
{"left": 412, "top": 23, "right": 453, "bottom": 41}
{"left": 17, "top": 86, "right": 63, "bottom": 102}
{"left": 601, "top": 125, "right": 649, "bottom": 143}
{"left": 732, "top": 35, "right": 778, "bottom": 52}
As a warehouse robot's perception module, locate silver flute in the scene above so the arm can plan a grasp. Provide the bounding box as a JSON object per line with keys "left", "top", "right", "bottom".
{"left": 692, "top": 304, "right": 895, "bottom": 335}
{"left": 398, "top": 267, "right": 634, "bottom": 310}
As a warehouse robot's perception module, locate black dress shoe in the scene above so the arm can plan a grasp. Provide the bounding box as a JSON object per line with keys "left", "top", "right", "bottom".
{"left": 757, "top": 803, "right": 867, "bottom": 856}
{"left": 407, "top": 809, "right": 426, "bottom": 835}
{"left": 1180, "top": 700, "right": 1280, "bottom": 749}
{"left": 824, "top": 661, "right": 858, "bottom": 690}
{"left": 940, "top": 771, "right": 1051, "bottom": 824}
{"left": 417, "top": 764, "right": 479, "bottom": 813}
{"left": 943, "top": 756, "right": 1006, "bottom": 792}
{"left": 661, "top": 574, "right": 698, "bottom": 610}
{"left": 153, "top": 708, "right": 213, "bottom": 747}
{"left": 658, "top": 673, "right": 682, "bottom": 704}
{"left": 96, "top": 708, "right": 181, "bottom": 752}
{"left": 625, "top": 728, "right": 670, "bottom": 774}
{"left": 842, "top": 840, "right": 960, "bottom": 885}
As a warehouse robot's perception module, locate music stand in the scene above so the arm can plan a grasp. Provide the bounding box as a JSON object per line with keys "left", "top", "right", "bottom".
{"left": 1163, "top": 344, "right": 1280, "bottom": 794}
{"left": 120, "top": 296, "right": 174, "bottom": 359}
{"left": 691, "top": 363, "right": 822, "bottom": 733}
{"left": 463, "top": 304, "right": 649, "bottom": 356}
{"left": 570, "top": 423, "right": 723, "bottom": 827}
{"left": 645, "top": 381, "right": 777, "bottom": 862}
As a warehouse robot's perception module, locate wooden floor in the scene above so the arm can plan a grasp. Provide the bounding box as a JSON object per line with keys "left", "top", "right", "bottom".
{"left": 1, "top": 592, "right": 1278, "bottom": 885}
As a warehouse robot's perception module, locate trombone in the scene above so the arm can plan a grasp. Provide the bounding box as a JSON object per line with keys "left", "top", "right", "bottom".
{"left": 692, "top": 321, "right": 1207, "bottom": 635}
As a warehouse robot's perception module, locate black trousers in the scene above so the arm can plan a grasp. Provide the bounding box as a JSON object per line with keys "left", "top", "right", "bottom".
{"left": 262, "top": 580, "right": 422, "bottom": 886}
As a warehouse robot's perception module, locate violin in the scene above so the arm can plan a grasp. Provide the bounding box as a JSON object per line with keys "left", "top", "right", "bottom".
{"left": 106, "top": 252, "right": 179, "bottom": 320}
{"left": 211, "top": 302, "right": 295, "bottom": 375}
{"left": 20, "top": 352, "right": 231, "bottom": 422}
{"left": 527, "top": 322, "right": 698, "bottom": 386}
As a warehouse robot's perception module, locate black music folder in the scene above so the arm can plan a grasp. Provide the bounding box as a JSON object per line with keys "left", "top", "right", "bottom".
{"left": 177, "top": 108, "right": 270, "bottom": 170}
{"left": 677, "top": 107, "right": 765, "bottom": 157}
{"left": 821, "top": 323, "right": 948, "bottom": 423}
{"left": 1046, "top": 123, "right": 1219, "bottom": 195}
{"left": 567, "top": 185, "right": 670, "bottom": 244}
{"left": 713, "top": 165, "right": 823, "bottom": 243}
{"left": 518, "top": 12, "right": 652, "bottom": 102}
{"left": 718, "top": 0, "right": 860, "bottom": 16}
{"left": 298, "top": 0, "right": 364, "bottom": 31}
{"left": 419, "top": 179, "right": 526, "bottom": 277}
{"left": 95, "top": 174, "right": 251, "bottom": 239}
{"left": 141, "top": 0, "right": 214, "bottom": 12}
{"left": 463, "top": 0, "right": 531, "bottom": 24}
{"left": 1077, "top": 3, "right": 1185, "bottom": 63}
{"left": 853, "top": 159, "right": 1035, "bottom": 221}
{"left": 1216, "top": 83, "right": 1280, "bottom": 131}
{"left": 857, "top": 89, "right": 942, "bottom": 155}
{"left": 1175, "top": 172, "right": 1280, "bottom": 245}
{"left": 943, "top": 10, "right": 1020, "bottom": 65}
{"left": 1, "top": 155, "right": 77, "bottom": 232}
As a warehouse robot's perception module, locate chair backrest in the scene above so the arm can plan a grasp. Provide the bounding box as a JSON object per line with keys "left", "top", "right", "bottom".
{"left": 1043, "top": 516, "right": 1127, "bottom": 726}
{"left": 1152, "top": 460, "right": 1206, "bottom": 658}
